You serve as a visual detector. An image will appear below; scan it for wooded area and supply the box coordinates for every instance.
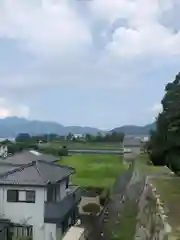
[146,72,180,173]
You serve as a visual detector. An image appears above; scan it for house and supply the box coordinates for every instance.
[0,144,8,158]
[71,134,85,141]
[123,137,143,155]
[0,150,82,240]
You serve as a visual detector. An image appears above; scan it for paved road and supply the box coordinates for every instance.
[69,149,123,155]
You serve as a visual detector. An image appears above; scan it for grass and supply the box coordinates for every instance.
[59,154,127,188]
[112,200,138,240]
[41,141,122,150]
[135,154,171,176]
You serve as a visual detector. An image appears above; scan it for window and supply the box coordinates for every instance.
[7,190,36,203]
[66,180,69,189]
[7,190,18,202]
[26,191,35,203]
[19,191,26,201]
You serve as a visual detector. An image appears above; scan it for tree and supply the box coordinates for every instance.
[15,133,31,142]
[85,133,92,142]
[67,132,73,141]
[149,73,180,171]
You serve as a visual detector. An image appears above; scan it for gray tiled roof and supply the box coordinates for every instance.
[123,137,142,147]
[4,151,57,165]
[36,161,75,183]
[0,160,75,186]
[0,162,22,175]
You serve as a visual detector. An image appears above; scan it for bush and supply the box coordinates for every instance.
[15,133,31,142]
[58,147,68,156]
[7,142,39,155]
[82,203,100,214]
[40,146,68,156]
[149,150,166,166]
[166,151,180,173]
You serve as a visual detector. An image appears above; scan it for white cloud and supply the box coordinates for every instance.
[0,0,91,56]
[103,0,180,57]
[0,98,30,118]
[0,0,179,60]
[0,0,179,105]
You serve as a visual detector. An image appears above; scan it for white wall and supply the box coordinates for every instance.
[0,185,57,240]
[56,226,62,240]
[45,223,57,240]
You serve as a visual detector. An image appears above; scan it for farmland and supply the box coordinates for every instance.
[59,154,126,188]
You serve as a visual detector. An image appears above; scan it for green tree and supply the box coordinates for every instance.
[149,73,180,171]
[15,133,31,142]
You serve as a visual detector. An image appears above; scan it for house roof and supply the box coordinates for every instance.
[4,150,57,165]
[0,160,75,186]
[123,137,142,147]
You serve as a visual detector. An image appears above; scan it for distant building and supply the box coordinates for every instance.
[72,134,85,141]
[123,137,143,155]
[141,136,149,142]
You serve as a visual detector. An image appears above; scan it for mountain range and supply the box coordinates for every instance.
[112,123,156,136]
[0,117,155,138]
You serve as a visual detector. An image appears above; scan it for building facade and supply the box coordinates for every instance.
[123,137,143,155]
[0,151,82,240]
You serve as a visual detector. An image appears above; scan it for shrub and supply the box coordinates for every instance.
[166,151,180,173]
[149,150,166,166]
[82,203,100,214]
[40,146,68,156]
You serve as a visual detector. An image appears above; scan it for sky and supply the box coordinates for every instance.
[0,0,179,129]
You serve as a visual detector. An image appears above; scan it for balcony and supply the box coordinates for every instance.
[44,186,82,224]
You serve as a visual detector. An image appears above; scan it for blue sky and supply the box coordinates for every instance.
[0,0,179,129]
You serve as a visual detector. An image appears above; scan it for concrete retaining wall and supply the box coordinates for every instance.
[134,179,172,240]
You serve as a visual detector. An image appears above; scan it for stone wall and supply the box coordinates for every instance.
[134,178,172,240]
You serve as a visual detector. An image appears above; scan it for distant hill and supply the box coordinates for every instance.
[0,117,101,138]
[111,123,156,136]
[0,117,156,138]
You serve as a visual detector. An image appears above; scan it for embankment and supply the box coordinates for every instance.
[134,177,174,240]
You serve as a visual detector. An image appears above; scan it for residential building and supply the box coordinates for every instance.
[71,134,85,141]
[0,150,82,240]
[123,137,143,155]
